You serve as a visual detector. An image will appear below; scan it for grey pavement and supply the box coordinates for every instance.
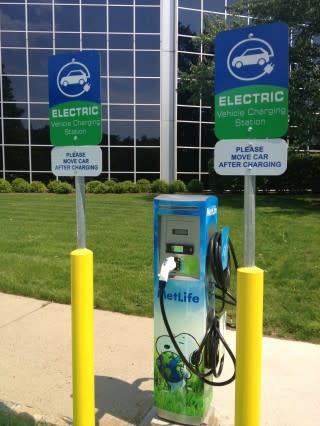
[0,292,319,426]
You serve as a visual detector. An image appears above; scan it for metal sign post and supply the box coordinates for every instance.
[48,50,102,426]
[244,175,256,267]
[214,22,289,426]
[75,176,86,249]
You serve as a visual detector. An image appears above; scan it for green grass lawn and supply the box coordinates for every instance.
[0,193,319,343]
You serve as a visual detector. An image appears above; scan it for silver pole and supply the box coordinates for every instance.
[244,175,256,266]
[75,176,86,249]
[160,0,177,182]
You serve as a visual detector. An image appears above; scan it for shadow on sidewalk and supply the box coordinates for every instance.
[95,376,153,425]
[0,400,72,425]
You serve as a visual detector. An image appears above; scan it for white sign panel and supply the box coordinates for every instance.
[51,145,102,176]
[214,139,288,176]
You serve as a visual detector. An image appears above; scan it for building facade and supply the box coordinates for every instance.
[0,0,238,185]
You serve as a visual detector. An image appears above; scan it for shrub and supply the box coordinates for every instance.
[0,178,12,193]
[30,180,48,193]
[168,179,186,193]
[151,179,169,193]
[47,180,73,194]
[136,179,151,193]
[86,180,102,193]
[104,180,118,193]
[187,179,203,193]
[93,182,108,193]
[11,178,30,193]
[118,180,137,193]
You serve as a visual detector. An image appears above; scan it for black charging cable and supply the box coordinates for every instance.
[158,232,238,386]
[159,279,236,386]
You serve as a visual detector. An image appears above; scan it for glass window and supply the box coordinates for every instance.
[109,51,133,76]
[136,52,160,76]
[136,172,159,181]
[82,6,106,32]
[110,172,134,181]
[51,0,80,3]
[4,76,28,102]
[109,34,133,50]
[100,146,109,171]
[0,4,25,31]
[109,7,133,33]
[179,1,201,8]
[135,7,160,33]
[27,5,52,31]
[178,9,201,35]
[203,0,225,13]
[5,146,29,170]
[178,52,200,71]
[201,107,213,122]
[110,121,134,145]
[100,77,108,102]
[201,124,215,147]
[136,0,159,4]
[177,106,200,122]
[110,147,134,171]
[31,146,51,170]
[29,33,53,49]
[55,33,80,49]
[109,78,133,103]
[177,122,199,147]
[178,35,200,54]
[108,0,133,5]
[201,149,214,171]
[30,120,50,145]
[2,103,27,119]
[3,120,28,145]
[101,122,109,146]
[136,105,159,120]
[29,77,48,102]
[135,35,159,49]
[136,78,160,103]
[136,122,160,145]
[1,32,25,48]
[29,49,53,75]
[177,148,199,172]
[55,6,80,32]
[30,104,49,119]
[110,105,133,120]
[136,147,159,171]
[83,34,107,50]
[1,49,27,75]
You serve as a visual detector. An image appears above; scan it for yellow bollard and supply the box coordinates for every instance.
[235,266,264,426]
[71,248,95,426]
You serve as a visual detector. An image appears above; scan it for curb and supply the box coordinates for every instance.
[0,399,72,426]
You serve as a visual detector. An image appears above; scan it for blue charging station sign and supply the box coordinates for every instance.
[215,22,289,139]
[48,51,102,146]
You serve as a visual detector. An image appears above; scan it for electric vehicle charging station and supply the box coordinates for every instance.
[153,195,237,426]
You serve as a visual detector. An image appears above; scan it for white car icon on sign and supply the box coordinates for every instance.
[232,47,272,68]
[60,69,88,86]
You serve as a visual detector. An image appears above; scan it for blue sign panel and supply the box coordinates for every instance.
[215,22,289,139]
[48,51,101,146]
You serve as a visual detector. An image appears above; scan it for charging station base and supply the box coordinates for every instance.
[148,404,218,426]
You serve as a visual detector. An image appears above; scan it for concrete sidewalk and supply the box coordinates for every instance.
[0,292,319,426]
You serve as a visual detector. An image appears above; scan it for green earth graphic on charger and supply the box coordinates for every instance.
[156,333,199,392]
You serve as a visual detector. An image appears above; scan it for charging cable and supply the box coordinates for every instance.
[158,256,236,387]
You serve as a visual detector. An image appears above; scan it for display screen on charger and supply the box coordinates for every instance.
[172,228,188,236]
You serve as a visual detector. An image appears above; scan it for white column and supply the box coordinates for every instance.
[160,0,177,182]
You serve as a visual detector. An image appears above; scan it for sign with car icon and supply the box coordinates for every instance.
[231,47,272,68]
[215,22,289,139]
[60,69,89,87]
[48,51,102,146]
